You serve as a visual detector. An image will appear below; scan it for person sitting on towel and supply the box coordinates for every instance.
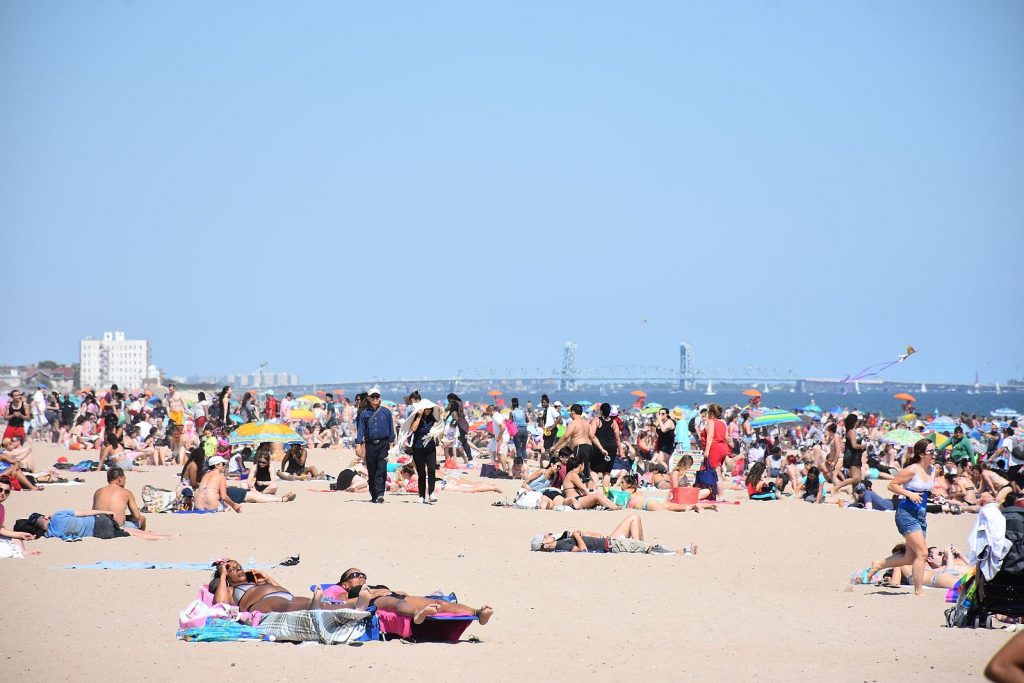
[92,466,147,530]
[334,567,493,625]
[530,513,697,555]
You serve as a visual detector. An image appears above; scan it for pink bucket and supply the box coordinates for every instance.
[671,487,699,505]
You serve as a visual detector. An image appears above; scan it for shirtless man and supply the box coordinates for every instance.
[92,466,146,530]
[166,384,186,427]
[0,437,40,491]
[335,567,493,625]
[549,403,608,482]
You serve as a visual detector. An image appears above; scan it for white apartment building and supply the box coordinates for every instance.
[80,331,151,390]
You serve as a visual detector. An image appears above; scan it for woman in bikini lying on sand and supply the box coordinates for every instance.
[212,559,441,624]
[615,474,718,512]
[333,567,493,624]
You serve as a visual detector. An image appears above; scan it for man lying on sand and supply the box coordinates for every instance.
[530,513,697,555]
[332,567,493,624]
[17,509,176,541]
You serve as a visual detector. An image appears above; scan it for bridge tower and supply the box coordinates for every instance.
[560,342,578,391]
[679,342,693,390]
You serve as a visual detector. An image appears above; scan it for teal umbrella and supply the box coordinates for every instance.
[803,404,822,413]
[882,428,922,447]
[750,412,802,428]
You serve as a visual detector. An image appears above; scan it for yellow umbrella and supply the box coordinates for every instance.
[298,394,321,404]
[289,408,315,421]
[900,413,917,422]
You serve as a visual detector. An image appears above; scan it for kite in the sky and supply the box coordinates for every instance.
[841,346,917,383]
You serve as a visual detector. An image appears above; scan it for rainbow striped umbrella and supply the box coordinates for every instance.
[749,411,802,428]
[229,421,306,446]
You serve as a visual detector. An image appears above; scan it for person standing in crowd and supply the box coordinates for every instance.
[212,386,231,426]
[445,393,473,463]
[30,385,48,438]
[280,392,294,423]
[510,398,529,463]
[3,390,31,442]
[355,387,394,504]
[263,390,278,422]
[653,407,676,469]
[340,397,355,440]
[834,413,867,494]
[702,404,733,476]
[408,401,439,504]
[238,391,259,423]
[60,394,77,430]
[591,403,621,490]
[165,383,186,426]
[538,395,560,459]
[549,403,608,483]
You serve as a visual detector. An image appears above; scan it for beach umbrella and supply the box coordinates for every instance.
[803,404,822,413]
[228,414,244,424]
[288,408,315,421]
[630,390,647,397]
[894,393,916,402]
[927,432,951,449]
[928,416,957,433]
[750,412,802,428]
[640,406,661,415]
[993,408,1020,418]
[829,406,844,414]
[577,400,593,407]
[381,400,396,407]
[298,394,321,404]
[228,422,305,446]
[882,429,923,447]
[900,413,917,422]
[487,390,503,397]
[742,389,762,398]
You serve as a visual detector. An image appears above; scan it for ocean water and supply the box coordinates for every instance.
[458,389,1022,419]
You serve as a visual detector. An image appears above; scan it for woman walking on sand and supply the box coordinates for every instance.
[868,439,936,595]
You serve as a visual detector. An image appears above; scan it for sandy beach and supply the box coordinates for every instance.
[2,441,1008,682]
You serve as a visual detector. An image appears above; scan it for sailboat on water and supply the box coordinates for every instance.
[920,383,928,393]
[705,381,715,396]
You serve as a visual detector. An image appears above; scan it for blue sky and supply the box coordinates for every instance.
[2,2,1021,384]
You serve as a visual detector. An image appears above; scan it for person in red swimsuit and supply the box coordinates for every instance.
[3,391,31,442]
[702,404,733,472]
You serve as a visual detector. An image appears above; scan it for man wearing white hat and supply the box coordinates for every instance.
[355,387,395,504]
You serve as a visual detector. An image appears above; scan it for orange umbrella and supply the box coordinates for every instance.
[743,389,762,397]
[487,390,503,397]
[630,390,647,397]
[894,393,916,402]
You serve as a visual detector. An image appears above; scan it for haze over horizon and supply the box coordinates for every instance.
[2,2,1021,386]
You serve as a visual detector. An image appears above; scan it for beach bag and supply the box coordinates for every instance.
[141,484,177,513]
[504,419,519,438]
[513,490,542,509]
[1013,437,1024,463]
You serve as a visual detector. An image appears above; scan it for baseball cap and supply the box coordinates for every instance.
[265,389,275,396]
[368,386,382,397]
[530,534,545,551]
[553,401,562,407]
[208,455,227,466]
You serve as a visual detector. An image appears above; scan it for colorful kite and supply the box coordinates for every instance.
[841,346,917,383]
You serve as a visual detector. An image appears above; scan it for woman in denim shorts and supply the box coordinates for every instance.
[867,439,936,595]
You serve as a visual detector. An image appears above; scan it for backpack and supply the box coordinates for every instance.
[1013,436,1024,463]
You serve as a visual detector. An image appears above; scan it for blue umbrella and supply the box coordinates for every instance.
[928,416,957,433]
[992,408,1020,418]
[803,404,822,413]
[829,406,844,414]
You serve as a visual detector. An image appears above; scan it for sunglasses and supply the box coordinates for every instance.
[370,394,381,399]
[0,488,10,495]
[341,571,366,582]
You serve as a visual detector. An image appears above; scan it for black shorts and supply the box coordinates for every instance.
[284,459,305,475]
[543,432,557,450]
[542,489,561,501]
[227,486,248,504]
[93,514,129,540]
[843,450,862,469]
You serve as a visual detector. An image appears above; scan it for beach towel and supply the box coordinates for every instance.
[255,609,372,644]
[177,618,269,643]
[313,584,471,641]
[394,400,444,453]
[56,561,275,571]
